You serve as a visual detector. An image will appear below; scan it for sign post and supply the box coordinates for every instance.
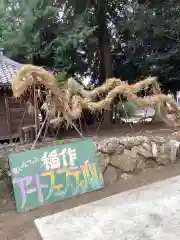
[9,139,104,212]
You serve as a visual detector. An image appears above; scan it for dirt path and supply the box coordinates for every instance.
[1,162,180,240]
[61,122,175,141]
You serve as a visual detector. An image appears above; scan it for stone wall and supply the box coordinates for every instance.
[0,134,180,186]
[97,135,180,185]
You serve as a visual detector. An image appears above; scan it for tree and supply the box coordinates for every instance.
[1,0,180,92]
[0,0,114,84]
[0,0,96,75]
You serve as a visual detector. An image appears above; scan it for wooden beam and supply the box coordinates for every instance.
[4,93,12,142]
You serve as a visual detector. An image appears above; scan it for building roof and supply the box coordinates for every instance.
[0,55,22,88]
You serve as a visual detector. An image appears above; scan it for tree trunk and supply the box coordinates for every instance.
[94,0,112,85]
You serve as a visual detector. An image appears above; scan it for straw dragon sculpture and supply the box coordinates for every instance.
[12,64,180,128]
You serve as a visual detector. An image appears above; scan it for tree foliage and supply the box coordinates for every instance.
[1,0,180,92]
[0,0,96,75]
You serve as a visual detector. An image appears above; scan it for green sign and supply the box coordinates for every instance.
[9,139,104,212]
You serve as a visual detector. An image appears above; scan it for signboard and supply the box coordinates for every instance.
[9,139,104,212]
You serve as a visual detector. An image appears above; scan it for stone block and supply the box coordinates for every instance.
[103,166,118,186]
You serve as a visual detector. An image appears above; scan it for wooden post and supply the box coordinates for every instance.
[33,81,38,139]
[31,113,48,149]
[4,93,12,142]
